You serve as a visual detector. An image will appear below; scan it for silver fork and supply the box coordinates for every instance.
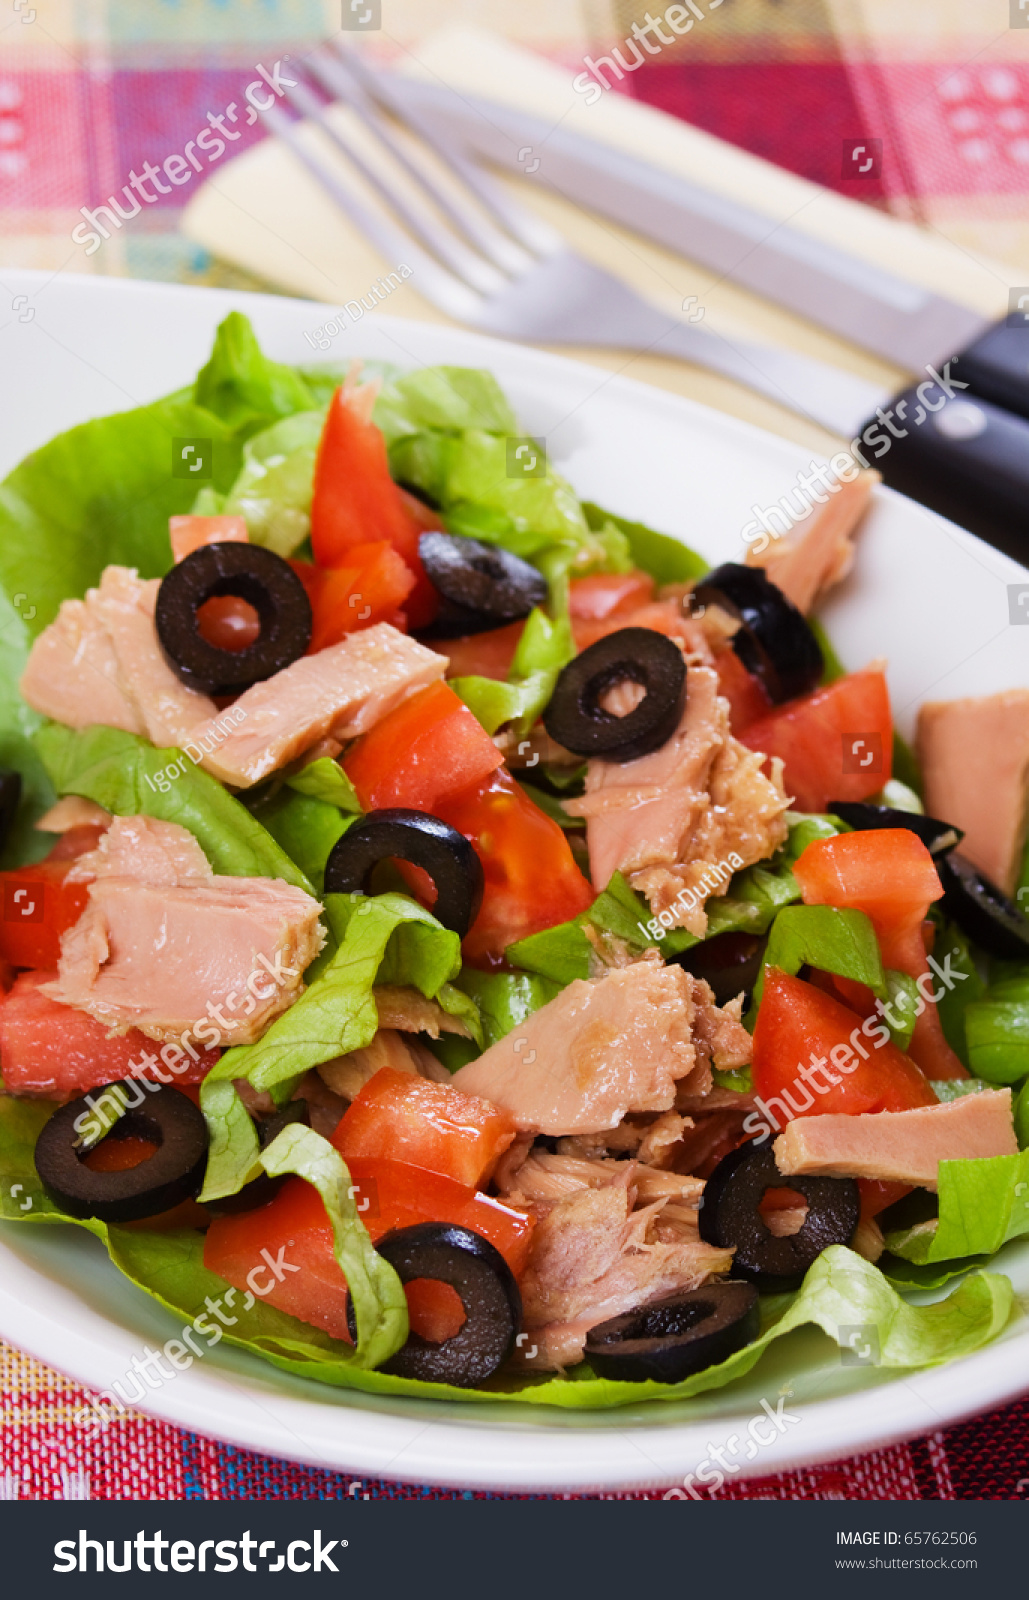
[258,42,883,437]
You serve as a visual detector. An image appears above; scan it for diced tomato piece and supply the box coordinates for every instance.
[794,829,942,937]
[752,967,936,1215]
[397,487,444,535]
[572,598,689,653]
[739,669,893,812]
[0,971,219,1098]
[307,540,415,654]
[793,829,965,1080]
[568,570,655,621]
[203,1160,534,1342]
[197,595,261,652]
[712,647,773,733]
[344,679,504,813]
[311,387,438,628]
[168,514,248,564]
[333,1067,516,1189]
[436,769,595,965]
[436,620,525,682]
[0,862,89,970]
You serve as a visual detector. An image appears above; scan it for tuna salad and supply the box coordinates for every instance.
[0,313,1025,1409]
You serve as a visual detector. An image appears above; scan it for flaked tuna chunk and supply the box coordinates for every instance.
[566,665,789,935]
[746,470,878,614]
[43,816,323,1047]
[36,797,113,835]
[452,962,704,1136]
[918,690,1029,895]
[20,567,217,747]
[517,1168,733,1369]
[188,623,446,788]
[88,566,217,747]
[772,1088,1017,1187]
[20,595,145,735]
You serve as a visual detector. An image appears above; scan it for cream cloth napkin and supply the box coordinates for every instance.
[181,26,1014,453]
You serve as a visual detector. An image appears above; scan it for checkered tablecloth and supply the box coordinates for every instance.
[2,0,1028,1501]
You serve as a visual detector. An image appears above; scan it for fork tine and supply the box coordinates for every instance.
[255,100,484,323]
[308,47,533,277]
[336,44,562,259]
[278,74,506,297]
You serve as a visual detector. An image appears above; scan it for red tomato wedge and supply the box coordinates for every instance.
[793,829,966,1079]
[568,570,655,621]
[752,968,937,1216]
[203,1161,534,1343]
[712,647,773,734]
[436,768,595,965]
[307,540,415,653]
[0,971,218,1098]
[333,1068,517,1190]
[310,387,438,628]
[434,620,525,682]
[168,514,247,563]
[0,862,89,971]
[343,679,504,813]
[739,669,893,812]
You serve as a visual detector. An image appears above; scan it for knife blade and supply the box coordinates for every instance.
[397,80,1029,420]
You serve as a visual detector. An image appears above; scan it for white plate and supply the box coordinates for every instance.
[1,271,1027,1495]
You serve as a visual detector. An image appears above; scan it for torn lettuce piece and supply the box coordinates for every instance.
[453,968,563,1051]
[35,722,313,892]
[450,608,575,738]
[200,893,462,1201]
[882,969,920,1050]
[375,366,516,444]
[249,789,351,896]
[285,757,362,812]
[193,310,314,435]
[259,1121,407,1368]
[885,1148,1029,1264]
[581,502,707,585]
[749,905,886,1013]
[964,971,1029,1085]
[931,920,984,1067]
[221,409,326,557]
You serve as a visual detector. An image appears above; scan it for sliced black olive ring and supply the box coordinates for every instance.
[323,809,484,938]
[204,1099,310,1218]
[937,851,1029,960]
[346,1222,522,1387]
[698,1140,859,1293]
[34,1081,209,1223]
[828,800,963,858]
[584,1281,759,1384]
[156,541,312,697]
[0,769,21,853]
[542,627,686,762]
[418,531,547,637]
[693,562,823,704]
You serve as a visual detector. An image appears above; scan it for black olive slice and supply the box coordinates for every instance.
[204,1100,311,1218]
[936,851,1029,960]
[673,932,766,1009]
[542,627,686,762]
[323,809,483,938]
[156,542,312,696]
[698,1141,859,1293]
[0,769,21,852]
[693,562,823,704]
[583,1281,759,1383]
[828,800,963,857]
[346,1222,521,1386]
[418,531,547,637]
[34,1081,209,1223]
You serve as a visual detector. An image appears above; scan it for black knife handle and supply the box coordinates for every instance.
[948,316,1029,422]
[856,382,1029,565]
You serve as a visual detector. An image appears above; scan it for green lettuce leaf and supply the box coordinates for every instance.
[750,905,886,1012]
[376,366,516,443]
[193,311,314,435]
[453,968,563,1050]
[285,756,362,812]
[221,409,325,556]
[450,608,575,737]
[35,723,312,892]
[0,585,54,868]
[886,1146,1029,1264]
[200,892,462,1201]
[248,789,350,894]
[933,921,984,1068]
[581,502,707,584]
[883,969,920,1050]
[964,970,1029,1084]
